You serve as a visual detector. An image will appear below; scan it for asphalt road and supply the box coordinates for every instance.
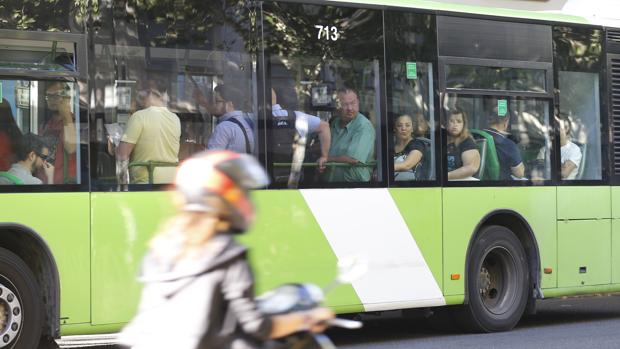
[68,293,620,349]
[331,294,620,349]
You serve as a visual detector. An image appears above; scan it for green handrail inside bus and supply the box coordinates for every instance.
[129,161,179,184]
[272,161,377,168]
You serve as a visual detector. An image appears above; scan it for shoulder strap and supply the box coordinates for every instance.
[225,118,251,154]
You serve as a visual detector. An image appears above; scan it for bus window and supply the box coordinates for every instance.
[263,3,384,188]
[90,1,260,189]
[385,11,437,184]
[443,95,552,182]
[554,26,604,181]
[0,79,84,186]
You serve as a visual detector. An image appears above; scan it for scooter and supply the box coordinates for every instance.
[257,258,366,349]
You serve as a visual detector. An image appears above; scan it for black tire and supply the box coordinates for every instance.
[0,247,43,348]
[457,225,529,332]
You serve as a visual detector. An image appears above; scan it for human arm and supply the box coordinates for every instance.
[59,101,77,154]
[116,141,135,161]
[561,160,578,180]
[511,163,525,178]
[317,120,331,170]
[448,148,481,180]
[394,149,423,171]
[223,258,334,341]
[42,161,55,184]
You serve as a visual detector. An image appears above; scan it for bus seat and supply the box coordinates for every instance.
[0,171,24,185]
[153,166,177,184]
[416,137,433,180]
[575,141,587,180]
[470,129,500,180]
[474,138,487,179]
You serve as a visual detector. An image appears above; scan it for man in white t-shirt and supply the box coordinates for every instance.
[559,118,582,180]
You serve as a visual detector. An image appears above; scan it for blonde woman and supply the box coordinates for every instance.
[394,114,428,181]
[120,151,333,349]
[446,108,480,180]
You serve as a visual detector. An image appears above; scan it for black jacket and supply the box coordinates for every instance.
[119,234,273,349]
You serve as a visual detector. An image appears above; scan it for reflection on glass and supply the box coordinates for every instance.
[445,65,546,93]
[390,62,435,181]
[264,3,383,187]
[91,0,259,187]
[0,79,81,185]
[444,95,550,182]
[558,71,601,180]
[0,39,76,72]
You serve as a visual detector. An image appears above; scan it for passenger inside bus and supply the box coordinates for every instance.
[206,84,255,154]
[558,117,583,180]
[40,82,77,184]
[324,87,375,182]
[394,114,428,181]
[0,133,54,185]
[446,108,481,180]
[270,87,331,181]
[0,99,22,171]
[117,76,181,184]
[482,101,525,180]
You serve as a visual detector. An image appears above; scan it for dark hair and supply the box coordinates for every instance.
[214,84,247,112]
[272,85,299,110]
[16,133,48,161]
[0,99,22,150]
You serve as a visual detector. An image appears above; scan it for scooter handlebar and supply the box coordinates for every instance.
[328,318,363,329]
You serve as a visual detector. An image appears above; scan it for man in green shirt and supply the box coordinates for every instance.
[324,88,375,182]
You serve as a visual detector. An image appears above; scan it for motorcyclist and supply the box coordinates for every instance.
[119,150,334,349]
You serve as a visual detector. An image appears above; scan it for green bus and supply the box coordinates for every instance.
[1,0,620,347]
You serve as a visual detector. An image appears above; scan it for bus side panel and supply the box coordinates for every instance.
[90,192,174,325]
[240,190,361,313]
[389,188,443,293]
[557,187,611,288]
[442,187,557,296]
[0,193,90,326]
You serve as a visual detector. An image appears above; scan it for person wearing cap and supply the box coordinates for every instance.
[482,101,524,180]
[119,150,334,349]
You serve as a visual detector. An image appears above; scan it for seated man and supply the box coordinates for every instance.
[483,104,524,180]
[270,87,331,181]
[323,87,375,182]
[0,133,54,185]
[117,76,181,184]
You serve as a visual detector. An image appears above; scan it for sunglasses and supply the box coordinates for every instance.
[37,152,54,163]
[45,92,70,101]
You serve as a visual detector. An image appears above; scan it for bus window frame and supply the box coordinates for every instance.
[439,93,557,188]
[0,30,89,193]
[552,24,610,186]
[0,29,87,80]
[261,2,388,190]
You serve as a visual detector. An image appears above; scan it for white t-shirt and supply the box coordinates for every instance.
[561,141,582,180]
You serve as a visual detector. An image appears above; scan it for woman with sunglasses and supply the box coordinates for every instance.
[40,81,77,184]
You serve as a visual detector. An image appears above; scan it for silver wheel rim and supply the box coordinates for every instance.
[0,283,22,347]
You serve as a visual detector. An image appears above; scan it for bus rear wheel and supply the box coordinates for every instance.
[458,225,529,332]
[0,247,43,348]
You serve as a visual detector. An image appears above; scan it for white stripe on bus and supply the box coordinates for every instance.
[300,188,445,311]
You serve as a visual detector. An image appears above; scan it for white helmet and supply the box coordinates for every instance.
[174,151,270,232]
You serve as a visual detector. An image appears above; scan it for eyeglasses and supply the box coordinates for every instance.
[45,92,70,101]
[36,152,53,163]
